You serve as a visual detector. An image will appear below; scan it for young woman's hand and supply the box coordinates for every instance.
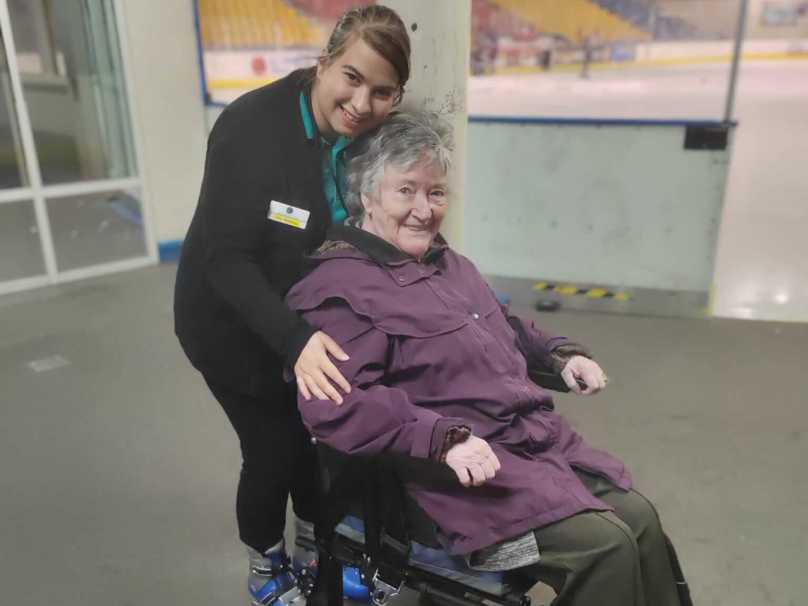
[445,436,501,487]
[561,355,609,395]
[294,331,351,404]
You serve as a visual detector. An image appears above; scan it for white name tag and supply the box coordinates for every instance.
[268,201,310,230]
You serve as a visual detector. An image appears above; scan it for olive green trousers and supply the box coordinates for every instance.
[520,471,684,606]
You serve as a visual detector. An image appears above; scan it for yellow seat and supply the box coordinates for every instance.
[198,0,323,49]
[491,0,650,43]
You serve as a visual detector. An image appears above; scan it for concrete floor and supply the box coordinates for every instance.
[1,263,806,605]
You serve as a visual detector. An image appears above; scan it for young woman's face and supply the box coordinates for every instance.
[361,159,449,260]
[312,37,401,139]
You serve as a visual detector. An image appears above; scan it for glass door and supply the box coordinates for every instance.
[0,0,153,296]
[0,21,47,292]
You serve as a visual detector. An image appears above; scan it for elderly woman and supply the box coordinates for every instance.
[285,113,685,606]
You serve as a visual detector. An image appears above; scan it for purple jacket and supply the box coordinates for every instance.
[286,226,631,555]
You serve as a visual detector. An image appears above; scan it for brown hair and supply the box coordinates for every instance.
[320,5,411,104]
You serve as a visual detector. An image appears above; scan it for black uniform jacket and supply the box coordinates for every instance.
[174,69,330,397]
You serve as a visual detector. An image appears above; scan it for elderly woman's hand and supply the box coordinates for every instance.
[445,436,501,487]
[561,355,609,395]
[294,331,352,405]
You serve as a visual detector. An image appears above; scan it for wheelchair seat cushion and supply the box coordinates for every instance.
[335,516,510,596]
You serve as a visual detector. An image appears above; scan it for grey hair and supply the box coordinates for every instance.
[344,111,454,221]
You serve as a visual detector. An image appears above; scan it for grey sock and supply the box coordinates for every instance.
[264,538,285,556]
[295,518,315,542]
[248,539,285,576]
[294,518,318,568]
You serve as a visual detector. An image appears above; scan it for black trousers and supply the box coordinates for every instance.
[521,471,682,606]
[205,377,320,553]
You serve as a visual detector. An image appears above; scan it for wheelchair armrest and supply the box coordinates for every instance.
[385,453,461,489]
[317,445,460,492]
[529,367,572,392]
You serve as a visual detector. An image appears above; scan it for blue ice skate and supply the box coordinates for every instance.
[342,565,371,602]
[294,535,370,602]
[248,547,304,606]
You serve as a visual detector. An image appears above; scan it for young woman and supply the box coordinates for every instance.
[173,7,410,605]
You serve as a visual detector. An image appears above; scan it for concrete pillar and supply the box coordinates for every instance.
[117,0,207,245]
[385,0,471,251]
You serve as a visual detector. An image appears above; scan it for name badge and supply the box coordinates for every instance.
[268,201,310,230]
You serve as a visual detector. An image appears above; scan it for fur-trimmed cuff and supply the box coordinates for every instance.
[439,426,472,462]
[549,342,592,373]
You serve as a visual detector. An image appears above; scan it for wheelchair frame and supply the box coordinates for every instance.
[305,448,536,606]
[304,369,692,606]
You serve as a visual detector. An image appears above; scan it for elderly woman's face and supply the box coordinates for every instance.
[361,160,448,259]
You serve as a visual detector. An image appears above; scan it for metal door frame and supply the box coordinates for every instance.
[0,0,156,297]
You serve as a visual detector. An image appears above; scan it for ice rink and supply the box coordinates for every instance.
[469,60,808,322]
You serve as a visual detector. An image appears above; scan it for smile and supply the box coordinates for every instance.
[341,106,363,125]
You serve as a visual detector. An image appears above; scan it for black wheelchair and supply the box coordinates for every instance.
[301,368,693,606]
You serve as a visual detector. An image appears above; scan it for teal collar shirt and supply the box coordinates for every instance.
[299,91,351,224]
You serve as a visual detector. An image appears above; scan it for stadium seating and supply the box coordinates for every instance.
[491,0,651,42]
[198,0,322,50]
[473,0,538,39]
[591,0,703,40]
[286,0,372,23]
[592,0,652,29]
